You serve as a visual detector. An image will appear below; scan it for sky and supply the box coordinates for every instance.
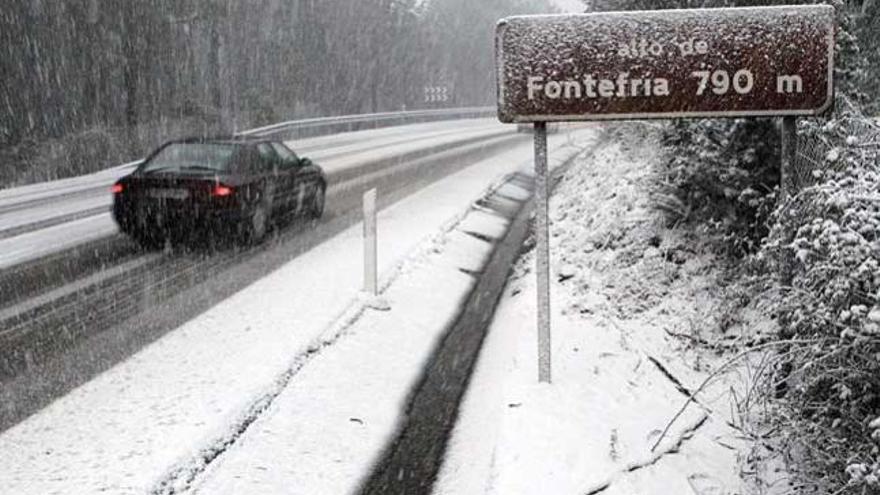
[550,0,586,12]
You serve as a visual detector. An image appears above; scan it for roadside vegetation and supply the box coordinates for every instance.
[587,0,880,492]
[765,107,880,493]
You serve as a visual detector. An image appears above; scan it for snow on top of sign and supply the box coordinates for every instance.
[496,5,833,52]
[500,3,833,23]
[548,0,585,13]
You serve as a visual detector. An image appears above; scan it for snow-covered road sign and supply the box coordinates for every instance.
[495,5,835,122]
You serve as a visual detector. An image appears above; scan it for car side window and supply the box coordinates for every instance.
[256,143,280,173]
[235,146,263,175]
[270,142,299,168]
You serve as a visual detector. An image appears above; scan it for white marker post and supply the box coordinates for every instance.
[534,122,552,384]
[363,188,378,296]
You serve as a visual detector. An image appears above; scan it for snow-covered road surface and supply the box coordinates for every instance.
[0,128,598,494]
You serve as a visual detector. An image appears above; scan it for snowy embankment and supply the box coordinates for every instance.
[436,126,760,494]
[0,127,597,494]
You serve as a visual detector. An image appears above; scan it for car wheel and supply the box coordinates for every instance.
[244,203,269,244]
[309,185,325,219]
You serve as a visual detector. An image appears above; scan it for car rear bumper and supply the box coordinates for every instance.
[112,198,253,238]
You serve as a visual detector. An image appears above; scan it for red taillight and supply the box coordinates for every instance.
[111,183,124,194]
[212,184,234,197]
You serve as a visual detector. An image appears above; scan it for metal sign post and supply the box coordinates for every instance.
[780,117,799,199]
[494,5,835,384]
[779,116,798,285]
[533,122,552,383]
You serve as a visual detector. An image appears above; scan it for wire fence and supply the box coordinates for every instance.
[795,105,880,188]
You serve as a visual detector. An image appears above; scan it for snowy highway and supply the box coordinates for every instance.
[0,118,508,269]
[4,0,876,492]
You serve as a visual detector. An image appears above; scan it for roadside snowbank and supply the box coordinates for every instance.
[437,125,756,494]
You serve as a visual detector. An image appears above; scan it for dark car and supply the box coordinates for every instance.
[111,137,326,248]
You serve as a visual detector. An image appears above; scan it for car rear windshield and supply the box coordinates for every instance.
[141,143,237,174]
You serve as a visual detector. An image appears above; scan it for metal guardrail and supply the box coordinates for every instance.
[240,107,496,139]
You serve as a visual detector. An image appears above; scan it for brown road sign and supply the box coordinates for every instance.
[496,6,835,122]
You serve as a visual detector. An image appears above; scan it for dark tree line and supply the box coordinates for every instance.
[0,0,554,185]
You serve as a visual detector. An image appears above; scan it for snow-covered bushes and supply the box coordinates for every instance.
[649,0,877,488]
[654,118,779,257]
[757,109,880,493]
[657,108,880,493]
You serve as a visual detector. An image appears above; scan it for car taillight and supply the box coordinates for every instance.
[212,184,234,197]
[111,183,124,194]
